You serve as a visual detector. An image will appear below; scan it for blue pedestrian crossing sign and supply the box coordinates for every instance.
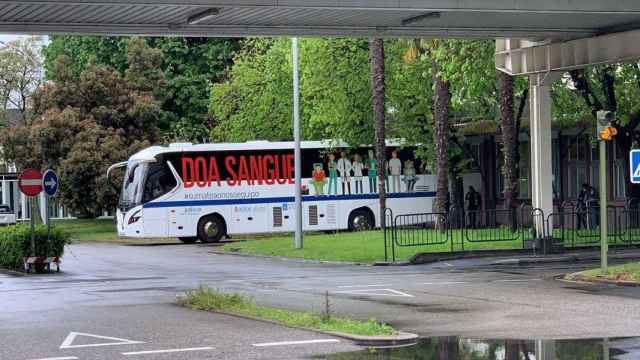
[42,169,59,197]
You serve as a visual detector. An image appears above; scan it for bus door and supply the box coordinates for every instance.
[141,161,178,237]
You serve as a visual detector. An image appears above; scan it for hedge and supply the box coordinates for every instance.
[0,224,70,271]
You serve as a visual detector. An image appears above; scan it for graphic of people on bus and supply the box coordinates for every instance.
[403,159,417,192]
[327,153,338,195]
[388,150,402,192]
[337,151,352,195]
[367,150,377,193]
[311,163,327,195]
[352,154,364,194]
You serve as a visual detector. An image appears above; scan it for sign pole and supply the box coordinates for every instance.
[30,196,35,257]
[599,139,608,273]
[292,37,303,250]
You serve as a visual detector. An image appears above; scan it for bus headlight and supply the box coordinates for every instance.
[128,210,142,225]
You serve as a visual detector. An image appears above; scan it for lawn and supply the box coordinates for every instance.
[178,286,396,336]
[575,262,640,282]
[52,218,119,242]
[225,229,525,263]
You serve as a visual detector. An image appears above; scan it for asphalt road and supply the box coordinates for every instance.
[2,242,640,359]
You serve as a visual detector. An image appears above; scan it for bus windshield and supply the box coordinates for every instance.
[119,161,148,212]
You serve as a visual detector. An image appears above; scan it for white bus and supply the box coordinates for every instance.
[109,141,436,243]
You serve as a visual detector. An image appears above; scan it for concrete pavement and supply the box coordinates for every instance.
[3,242,640,359]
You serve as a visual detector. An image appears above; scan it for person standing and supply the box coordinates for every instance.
[337,151,352,195]
[367,150,377,193]
[311,164,327,195]
[402,159,417,192]
[352,154,364,194]
[465,186,481,228]
[576,183,589,230]
[388,150,402,192]
[327,153,338,195]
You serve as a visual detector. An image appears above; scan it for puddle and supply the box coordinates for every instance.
[315,337,640,359]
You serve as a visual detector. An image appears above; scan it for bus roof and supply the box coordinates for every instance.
[129,140,411,162]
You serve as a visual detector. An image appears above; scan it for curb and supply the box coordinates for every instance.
[208,249,366,266]
[492,252,640,266]
[563,274,640,287]
[176,302,418,347]
[0,267,27,276]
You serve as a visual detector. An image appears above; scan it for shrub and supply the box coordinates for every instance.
[0,224,70,271]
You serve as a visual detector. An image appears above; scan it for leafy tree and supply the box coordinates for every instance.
[43,35,240,142]
[1,39,165,218]
[0,36,44,121]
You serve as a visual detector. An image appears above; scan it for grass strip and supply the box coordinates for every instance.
[223,230,523,263]
[574,261,640,282]
[177,286,396,336]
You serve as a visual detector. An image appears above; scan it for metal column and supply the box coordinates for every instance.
[292,37,303,249]
[529,73,561,236]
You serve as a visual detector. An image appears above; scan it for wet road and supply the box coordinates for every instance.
[2,242,640,359]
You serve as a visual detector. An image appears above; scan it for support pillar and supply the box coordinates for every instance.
[530,73,561,236]
[1,179,8,205]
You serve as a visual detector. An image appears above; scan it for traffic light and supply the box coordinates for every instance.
[597,110,617,141]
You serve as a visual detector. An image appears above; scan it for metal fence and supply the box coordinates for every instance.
[547,204,640,247]
[383,202,640,263]
[383,205,542,262]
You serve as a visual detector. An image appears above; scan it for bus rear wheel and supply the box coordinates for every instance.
[179,237,197,244]
[197,215,226,243]
[348,208,374,231]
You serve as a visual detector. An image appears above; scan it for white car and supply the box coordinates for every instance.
[0,204,16,226]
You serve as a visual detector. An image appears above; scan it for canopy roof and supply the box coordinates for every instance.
[0,1,639,39]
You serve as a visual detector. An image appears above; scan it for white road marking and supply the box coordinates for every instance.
[335,288,414,297]
[59,332,144,349]
[337,284,390,288]
[28,357,78,360]
[122,347,213,355]
[252,339,340,347]
[423,281,468,285]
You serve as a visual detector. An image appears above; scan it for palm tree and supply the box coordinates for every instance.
[405,39,451,229]
[498,70,518,221]
[369,38,386,226]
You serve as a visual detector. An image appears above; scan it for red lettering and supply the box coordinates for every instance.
[250,156,264,185]
[208,157,221,186]
[195,157,207,187]
[238,156,250,185]
[286,154,295,184]
[225,156,237,186]
[276,155,286,184]
[263,155,275,185]
[181,157,195,188]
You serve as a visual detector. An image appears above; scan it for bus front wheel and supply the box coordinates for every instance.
[197,215,226,243]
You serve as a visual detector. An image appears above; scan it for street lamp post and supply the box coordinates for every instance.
[292,38,303,250]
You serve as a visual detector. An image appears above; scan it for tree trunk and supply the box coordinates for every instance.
[369,38,387,226]
[431,59,451,223]
[498,71,518,230]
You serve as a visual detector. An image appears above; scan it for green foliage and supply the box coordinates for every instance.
[0,224,69,271]
[178,286,396,336]
[43,35,240,142]
[0,38,164,218]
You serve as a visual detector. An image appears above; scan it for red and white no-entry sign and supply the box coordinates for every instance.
[18,169,43,197]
